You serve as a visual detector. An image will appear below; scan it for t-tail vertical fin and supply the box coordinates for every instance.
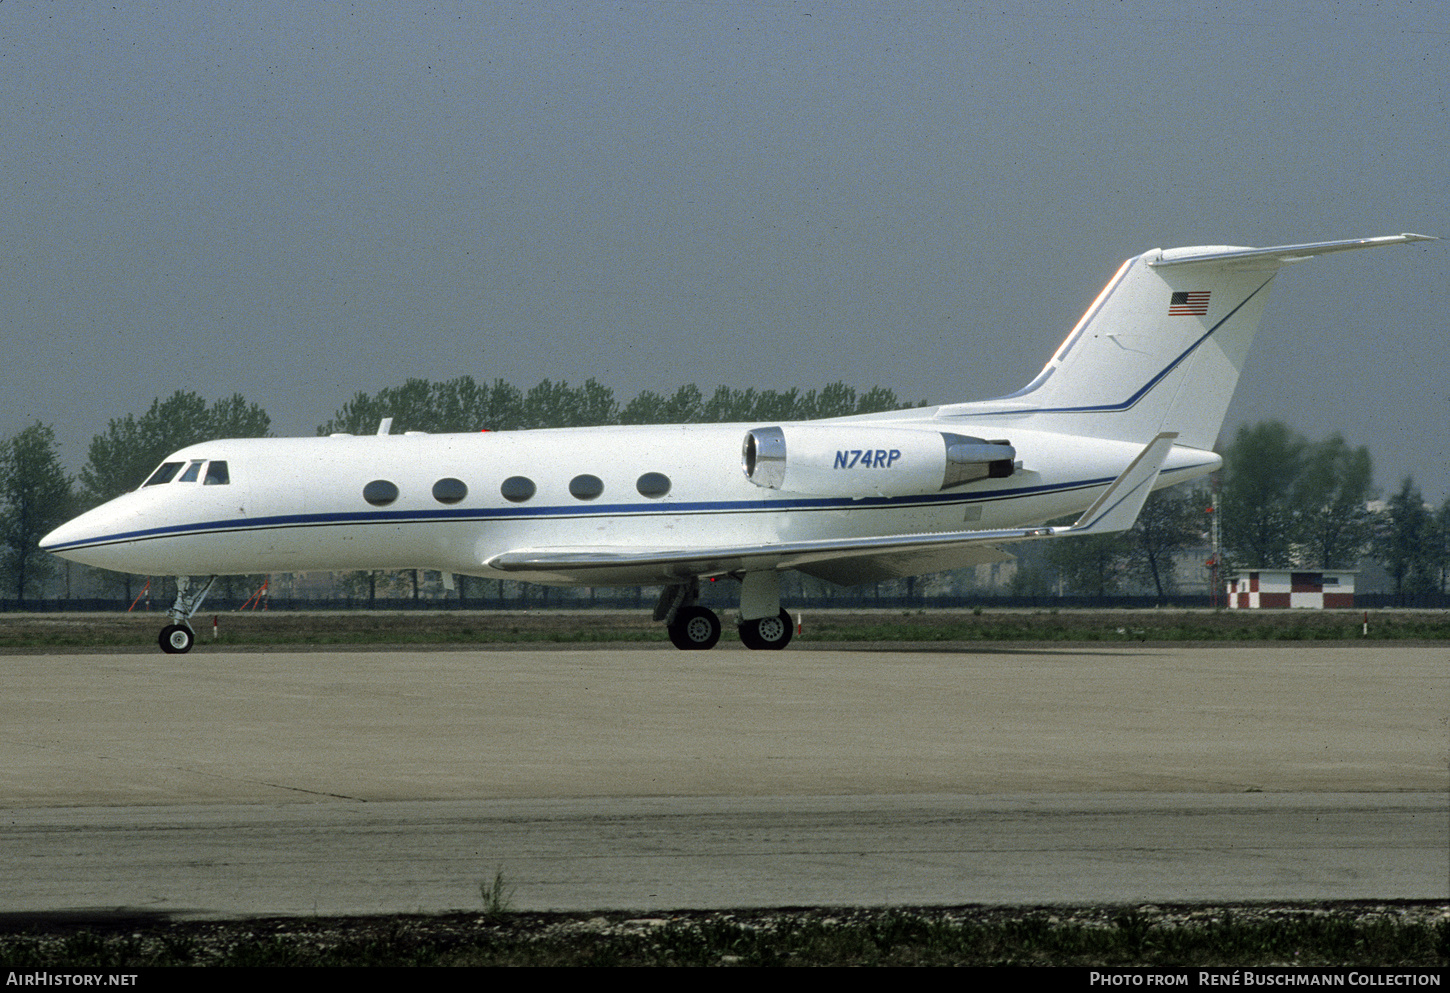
[938,234,1434,451]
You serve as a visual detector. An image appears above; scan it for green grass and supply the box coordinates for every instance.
[1,905,1445,967]
[801,611,1450,644]
[0,608,1446,650]
[478,870,516,919]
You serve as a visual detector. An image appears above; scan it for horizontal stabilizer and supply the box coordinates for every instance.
[1148,233,1436,269]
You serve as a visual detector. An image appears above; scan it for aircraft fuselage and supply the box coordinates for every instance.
[42,420,1214,586]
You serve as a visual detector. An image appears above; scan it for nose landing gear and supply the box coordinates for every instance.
[157,576,217,654]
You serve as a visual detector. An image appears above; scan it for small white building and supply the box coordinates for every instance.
[1227,570,1356,609]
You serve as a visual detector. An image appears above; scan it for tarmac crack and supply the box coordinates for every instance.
[164,764,369,802]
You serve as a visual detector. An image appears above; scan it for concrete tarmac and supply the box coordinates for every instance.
[2,644,1446,915]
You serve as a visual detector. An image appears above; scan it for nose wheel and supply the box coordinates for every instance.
[159,624,195,654]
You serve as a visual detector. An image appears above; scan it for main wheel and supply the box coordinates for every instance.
[738,609,794,650]
[667,606,721,650]
[159,624,194,654]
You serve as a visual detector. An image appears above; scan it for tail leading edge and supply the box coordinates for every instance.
[938,234,1434,451]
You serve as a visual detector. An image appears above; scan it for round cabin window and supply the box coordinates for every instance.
[500,476,536,503]
[569,474,604,500]
[363,480,399,507]
[432,477,468,504]
[636,472,671,498]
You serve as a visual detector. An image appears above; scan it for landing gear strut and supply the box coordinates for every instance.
[158,576,217,654]
[734,571,792,651]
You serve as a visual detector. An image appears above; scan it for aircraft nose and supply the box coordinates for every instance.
[40,512,97,557]
[40,501,136,563]
[37,491,176,573]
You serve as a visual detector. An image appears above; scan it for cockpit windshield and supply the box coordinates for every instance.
[144,462,184,486]
[143,460,231,487]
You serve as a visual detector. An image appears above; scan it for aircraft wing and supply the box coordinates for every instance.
[486,434,1177,587]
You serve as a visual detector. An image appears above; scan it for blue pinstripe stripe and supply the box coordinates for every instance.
[46,472,1166,553]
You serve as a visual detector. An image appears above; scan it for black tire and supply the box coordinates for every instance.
[159,624,194,654]
[738,609,794,651]
[667,606,721,650]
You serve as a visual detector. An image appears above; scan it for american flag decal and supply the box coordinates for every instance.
[1169,290,1210,316]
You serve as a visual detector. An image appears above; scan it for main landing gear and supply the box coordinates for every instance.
[738,609,794,651]
[656,575,795,651]
[667,604,722,650]
[158,576,217,654]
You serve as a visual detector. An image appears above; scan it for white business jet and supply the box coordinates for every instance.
[42,234,1433,653]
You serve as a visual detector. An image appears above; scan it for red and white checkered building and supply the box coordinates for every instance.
[1227,570,1355,609]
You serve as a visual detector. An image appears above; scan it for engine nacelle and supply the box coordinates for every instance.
[742,425,1015,497]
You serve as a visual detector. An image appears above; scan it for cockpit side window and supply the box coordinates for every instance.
[204,461,230,485]
[178,460,204,483]
[144,462,185,486]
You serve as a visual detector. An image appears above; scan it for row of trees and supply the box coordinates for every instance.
[2,376,1447,602]
[1217,422,1375,573]
[1379,477,1450,595]
[318,376,918,435]
[1217,422,1449,596]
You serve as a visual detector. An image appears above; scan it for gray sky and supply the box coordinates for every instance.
[3,1,1445,498]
